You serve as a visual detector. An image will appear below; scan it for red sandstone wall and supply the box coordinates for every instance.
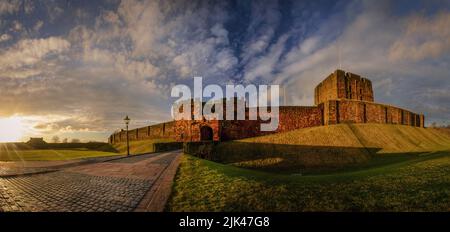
[219,106,323,141]
[110,121,176,144]
[172,106,323,142]
[337,100,365,123]
[365,103,386,123]
[322,99,423,127]
[109,101,424,144]
[322,100,339,125]
[174,119,220,142]
[315,72,338,105]
[277,106,323,131]
[109,70,424,143]
[341,72,374,102]
[220,120,265,141]
[315,70,374,105]
[390,107,402,124]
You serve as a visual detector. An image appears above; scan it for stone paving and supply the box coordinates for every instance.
[0,151,181,212]
[0,166,53,176]
[0,155,124,177]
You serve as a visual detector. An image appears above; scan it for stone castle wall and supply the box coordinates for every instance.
[277,106,324,132]
[217,106,323,141]
[109,69,425,144]
[322,99,424,127]
[174,119,221,142]
[315,69,374,105]
[110,100,423,144]
[109,121,177,144]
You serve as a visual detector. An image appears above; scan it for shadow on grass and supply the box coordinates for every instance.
[182,150,450,185]
[184,141,442,174]
[167,150,450,212]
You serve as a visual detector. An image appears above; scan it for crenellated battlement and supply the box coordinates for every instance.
[315,69,374,105]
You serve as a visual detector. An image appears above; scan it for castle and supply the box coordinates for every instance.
[109,70,424,144]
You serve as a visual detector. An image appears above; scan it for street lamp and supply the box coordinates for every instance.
[124,115,131,157]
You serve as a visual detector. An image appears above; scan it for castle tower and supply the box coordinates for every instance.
[314,69,374,105]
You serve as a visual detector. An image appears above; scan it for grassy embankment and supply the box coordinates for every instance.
[112,138,177,155]
[167,124,450,211]
[207,124,450,173]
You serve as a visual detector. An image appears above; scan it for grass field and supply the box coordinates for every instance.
[206,124,450,173]
[168,124,450,211]
[167,151,450,212]
[242,124,450,153]
[112,138,176,155]
[0,148,119,161]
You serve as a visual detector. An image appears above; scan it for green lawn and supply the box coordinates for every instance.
[166,151,450,212]
[203,124,450,173]
[0,149,120,161]
[112,138,176,155]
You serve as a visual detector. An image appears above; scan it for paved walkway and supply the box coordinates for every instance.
[0,155,125,177]
[0,151,181,212]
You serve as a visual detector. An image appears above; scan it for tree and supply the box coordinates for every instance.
[71,138,81,143]
[62,138,68,143]
[431,122,437,128]
[51,135,60,143]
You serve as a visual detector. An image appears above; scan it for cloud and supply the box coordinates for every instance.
[6,0,231,139]
[389,12,450,62]
[300,36,320,55]
[0,37,71,71]
[11,20,23,32]
[24,0,34,14]
[33,116,102,134]
[0,33,12,43]
[101,10,120,24]
[1,0,450,140]
[33,20,44,32]
[0,0,21,15]
[127,1,236,84]
[240,0,281,65]
[274,2,450,124]
[243,35,288,82]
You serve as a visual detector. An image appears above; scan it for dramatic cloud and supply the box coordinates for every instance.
[0,37,70,70]
[258,2,450,127]
[33,20,44,32]
[0,0,21,15]
[0,34,12,43]
[389,12,450,62]
[0,0,449,142]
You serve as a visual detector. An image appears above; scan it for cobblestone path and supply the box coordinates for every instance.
[0,151,181,212]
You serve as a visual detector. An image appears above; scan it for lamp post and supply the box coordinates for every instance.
[124,115,131,157]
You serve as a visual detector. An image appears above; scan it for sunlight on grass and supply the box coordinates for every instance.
[0,142,120,161]
[112,138,176,155]
[167,152,450,212]
[240,124,450,152]
[205,124,450,173]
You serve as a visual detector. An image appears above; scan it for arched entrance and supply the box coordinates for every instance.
[200,126,213,141]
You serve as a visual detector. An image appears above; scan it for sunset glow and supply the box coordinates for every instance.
[0,116,26,142]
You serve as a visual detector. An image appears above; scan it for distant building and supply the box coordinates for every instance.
[26,137,47,147]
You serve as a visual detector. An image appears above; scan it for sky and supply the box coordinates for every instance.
[0,0,449,142]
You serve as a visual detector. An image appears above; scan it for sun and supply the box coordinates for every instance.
[0,116,26,142]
